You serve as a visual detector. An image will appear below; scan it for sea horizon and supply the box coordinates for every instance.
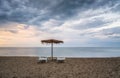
[0,47,120,58]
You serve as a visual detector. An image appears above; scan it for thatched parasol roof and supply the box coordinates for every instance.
[41,39,63,44]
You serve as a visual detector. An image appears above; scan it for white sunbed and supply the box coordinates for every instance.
[38,57,48,63]
[57,57,66,63]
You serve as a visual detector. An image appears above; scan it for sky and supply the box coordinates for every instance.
[0,0,120,47]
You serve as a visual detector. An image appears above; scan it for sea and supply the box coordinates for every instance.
[0,47,120,58]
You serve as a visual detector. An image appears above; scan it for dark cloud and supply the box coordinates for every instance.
[72,19,109,30]
[49,0,95,18]
[0,0,120,26]
[7,29,18,34]
[103,27,120,34]
[102,27,120,39]
[0,29,19,34]
[24,25,29,29]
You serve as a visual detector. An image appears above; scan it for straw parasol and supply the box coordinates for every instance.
[41,39,63,60]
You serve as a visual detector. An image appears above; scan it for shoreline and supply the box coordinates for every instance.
[0,56,120,58]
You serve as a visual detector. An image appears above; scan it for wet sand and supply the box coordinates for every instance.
[0,56,120,78]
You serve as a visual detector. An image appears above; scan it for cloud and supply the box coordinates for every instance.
[43,3,120,47]
[0,0,119,25]
[0,0,120,47]
[0,23,42,47]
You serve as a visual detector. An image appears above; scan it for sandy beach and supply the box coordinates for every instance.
[0,56,120,78]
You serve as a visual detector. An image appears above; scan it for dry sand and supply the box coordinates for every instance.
[0,56,120,78]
